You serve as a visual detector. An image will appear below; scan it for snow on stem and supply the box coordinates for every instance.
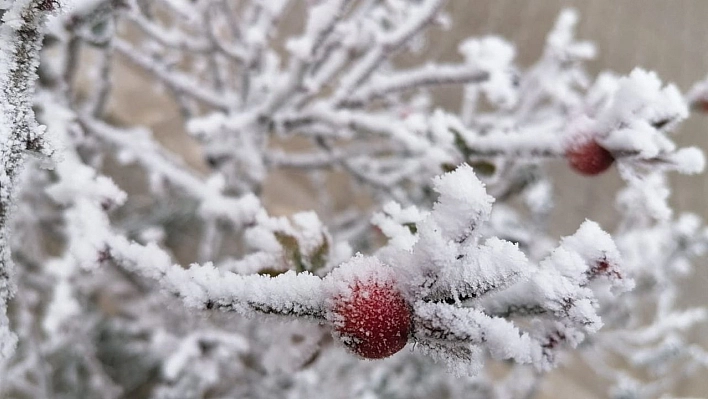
[107,237,327,319]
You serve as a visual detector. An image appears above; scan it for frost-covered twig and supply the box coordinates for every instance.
[109,238,328,319]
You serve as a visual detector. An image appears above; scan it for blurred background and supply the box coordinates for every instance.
[111,0,708,231]
[106,1,708,397]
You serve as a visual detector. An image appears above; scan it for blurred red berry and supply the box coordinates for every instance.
[691,99,708,113]
[565,139,615,176]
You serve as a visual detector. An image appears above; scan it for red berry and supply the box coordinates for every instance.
[565,139,615,176]
[326,257,411,359]
[691,99,708,113]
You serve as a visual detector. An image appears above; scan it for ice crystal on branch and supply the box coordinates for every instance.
[1,1,707,398]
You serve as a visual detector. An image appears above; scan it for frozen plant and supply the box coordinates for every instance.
[1,1,707,398]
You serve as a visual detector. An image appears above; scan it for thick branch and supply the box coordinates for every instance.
[0,0,52,359]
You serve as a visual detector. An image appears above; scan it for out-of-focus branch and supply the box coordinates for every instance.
[78,115,262,228]
[113,38,231,110]
[341,65,489,108]
[332,0,448,103]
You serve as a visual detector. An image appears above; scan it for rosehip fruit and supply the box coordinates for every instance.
[691,99,708,113]
[565,139,615,176]
[325,256,411,359]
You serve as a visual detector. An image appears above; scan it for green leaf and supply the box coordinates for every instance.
[308,233,330,272]
[274,232,306,273]
[451,128,473,158]
[403,222,418,234]
[468,161,496,176]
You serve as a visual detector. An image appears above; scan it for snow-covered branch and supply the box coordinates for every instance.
[0,0,55,359]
